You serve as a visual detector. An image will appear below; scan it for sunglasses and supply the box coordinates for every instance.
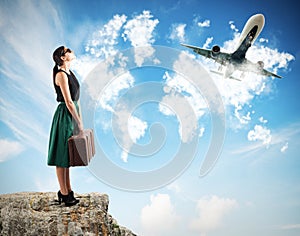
[61,48,72,56]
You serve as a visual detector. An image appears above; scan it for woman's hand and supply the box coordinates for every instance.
[77,120,84,134]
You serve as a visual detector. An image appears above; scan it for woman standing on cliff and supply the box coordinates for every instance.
[48,46,82,206]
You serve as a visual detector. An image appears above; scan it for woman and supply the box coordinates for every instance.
[48,46,83,206]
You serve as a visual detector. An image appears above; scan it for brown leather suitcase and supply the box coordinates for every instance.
[68,129,95,166]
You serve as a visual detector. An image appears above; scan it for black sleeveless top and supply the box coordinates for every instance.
[53,69,80,102]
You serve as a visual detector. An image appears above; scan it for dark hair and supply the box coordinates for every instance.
[52,46,65,81]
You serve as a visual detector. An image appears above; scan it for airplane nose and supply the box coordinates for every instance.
[253,13,265,22]
[248,13,265,27]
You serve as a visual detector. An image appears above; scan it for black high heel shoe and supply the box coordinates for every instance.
[57,191,77,206]
[69,191,80,204]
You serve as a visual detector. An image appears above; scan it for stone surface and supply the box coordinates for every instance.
[0,192,137,236]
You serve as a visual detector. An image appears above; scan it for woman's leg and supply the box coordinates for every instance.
[56,167,68,195]
[66,168,72,193]
[66,168,79,203]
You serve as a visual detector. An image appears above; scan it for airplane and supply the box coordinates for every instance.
[181,13,282,80]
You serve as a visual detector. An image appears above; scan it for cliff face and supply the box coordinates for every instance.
[0,192,136,236]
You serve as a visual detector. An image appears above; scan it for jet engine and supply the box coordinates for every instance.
[257,61,264,70]
[211,45,220,57]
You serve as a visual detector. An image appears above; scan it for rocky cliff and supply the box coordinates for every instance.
[0,192,137,236]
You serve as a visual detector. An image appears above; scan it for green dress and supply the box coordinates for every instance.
[47,69,80,168]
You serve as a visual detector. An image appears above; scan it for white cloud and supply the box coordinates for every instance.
[190,195,238,234]
[229,20,238,32]
[114,106,148,163]
[73,13,138,80]
[203,37,213,49]
[169,23,186,42]
[280,224,300,230]
[141,194,180,236]
[0,139,24,162]
[246,44,295,73]
[72,55,100,80]
[133,46,157,67]
[70,17,145,164]
[98,71,135,112]
[121,151,129,163]
[198,127,205,138]
[76,10,161,69]
[173,52,225,115]
[85,14,127,59]
[198,19,210,28]
[159,71,207,143]
[122,10,159,47]
[77,12,161,162]
[121,11,159,67]
[166,182,182,194]
[86,66,146,163]
[121,115,148,162]
[247,124,272,146]
[280,142,288,153]
[259,116,268,124]
[128,116,148,142]
[233,122,300,156]
[159,50,227,143]
[87,68,147,163]
[158,103,175,116]
[162,71,207,119]
[160,93,198,143]
[192,16,210,29]
[234,105,252,125]
[259,38,269,43]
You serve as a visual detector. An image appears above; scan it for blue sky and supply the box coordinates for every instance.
[0,0,299,235]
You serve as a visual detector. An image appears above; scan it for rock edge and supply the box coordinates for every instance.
[0,192,137,236]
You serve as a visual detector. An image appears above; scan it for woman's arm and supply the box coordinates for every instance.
[55,72,83,132]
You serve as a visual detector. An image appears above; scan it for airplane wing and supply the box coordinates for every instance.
[181,43,231,65]
[181,43,282,79]
[261,68,282,79]
[242,59,283,79]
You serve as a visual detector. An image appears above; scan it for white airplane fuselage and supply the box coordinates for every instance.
[224,14,265,78]
[236,14,265,51]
